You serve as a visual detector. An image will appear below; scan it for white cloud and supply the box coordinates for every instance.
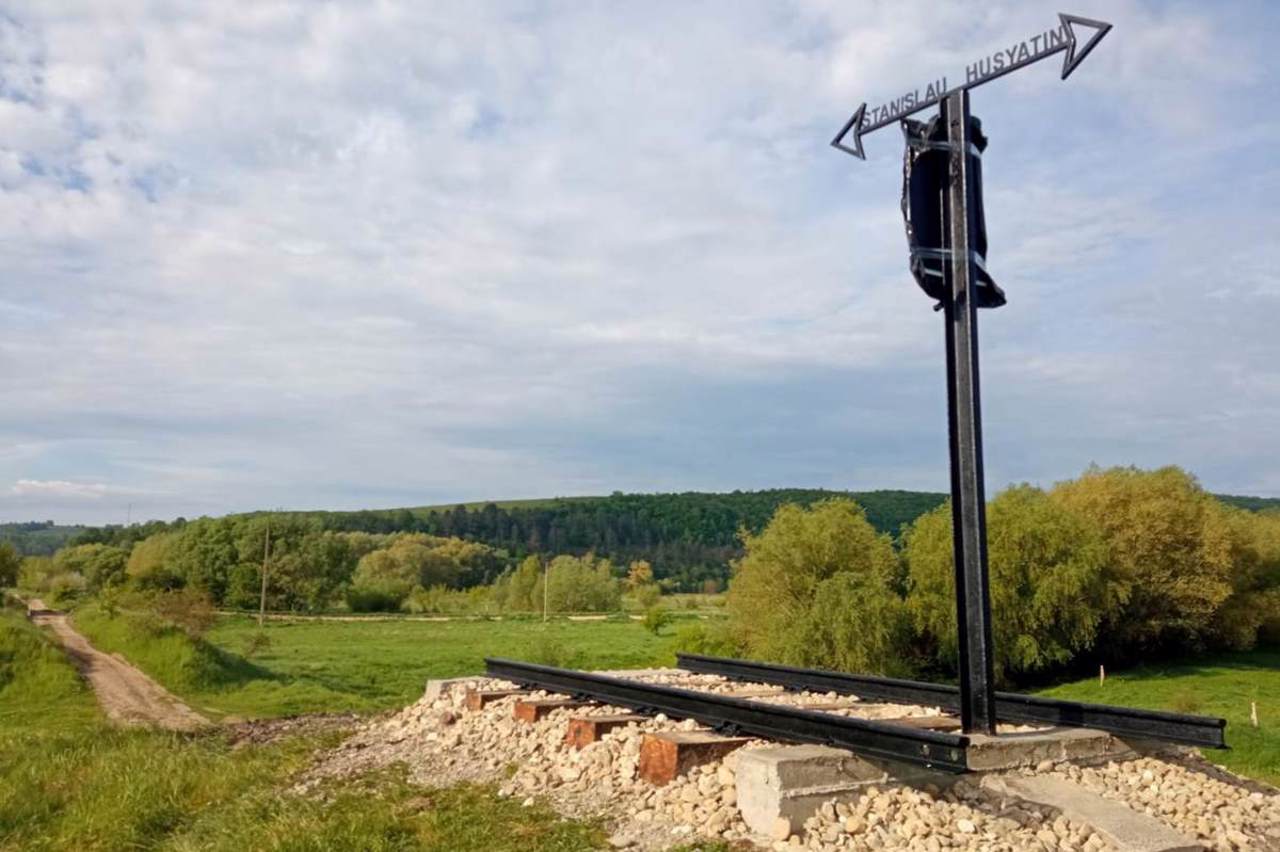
[11,479,116,499]
[0,1,1277,523]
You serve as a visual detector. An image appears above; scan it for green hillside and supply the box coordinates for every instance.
[0,521,87,556]
[1217,493,1280,513]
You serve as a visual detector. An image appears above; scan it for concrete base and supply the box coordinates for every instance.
[983,775,1202,852]
[735,744,918,838]
[965,727,1136,771]
[421,676,479,704]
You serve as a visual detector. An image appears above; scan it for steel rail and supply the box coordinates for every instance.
[675,654,1227,749]
[485,657,970,772]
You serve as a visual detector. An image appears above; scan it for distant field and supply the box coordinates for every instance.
[1042,649,1280,785]
[74,609,687,719]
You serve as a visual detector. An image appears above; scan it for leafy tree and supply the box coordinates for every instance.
[1051,466,1236,656]
[726,499,911,676]
[1210,508,1280,649]
[54,544,128,592]
[126,532,181,590]
[904,485,1122,681]
[167,519,238,601]
[493,555,542,612]
[349,548,418,610]
[626,560,655,589]
[543,554,621,613]
[0,542,20,588]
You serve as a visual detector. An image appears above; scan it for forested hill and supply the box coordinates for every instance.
[1217,494,1280,513]
[0,522,86,556]
[54,488,1280,590]
[295,489,948,588]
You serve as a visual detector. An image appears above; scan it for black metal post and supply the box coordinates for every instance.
[940,90,997,735]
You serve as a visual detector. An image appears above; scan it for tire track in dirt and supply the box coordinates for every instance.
[27,598,210,732]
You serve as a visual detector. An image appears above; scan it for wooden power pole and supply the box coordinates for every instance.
[258,519,271,628]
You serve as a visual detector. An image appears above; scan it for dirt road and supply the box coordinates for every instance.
[27,599,210,732]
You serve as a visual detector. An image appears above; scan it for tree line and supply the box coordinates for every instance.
[14,511,661,616]
[722,465,1280,681]
[62,489,948,592]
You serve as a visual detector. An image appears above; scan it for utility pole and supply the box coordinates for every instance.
[258,518,271,629]
[543,560,549,623]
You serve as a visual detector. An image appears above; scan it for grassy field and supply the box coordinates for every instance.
[1,608,624,851]
[73,607,688,719]
[1043,649,1280,785]
[70,603,1280,786]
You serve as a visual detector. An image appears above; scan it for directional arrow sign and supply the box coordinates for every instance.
[832,12,1112,159]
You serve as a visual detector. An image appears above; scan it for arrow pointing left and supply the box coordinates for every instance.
[830,103,867,160]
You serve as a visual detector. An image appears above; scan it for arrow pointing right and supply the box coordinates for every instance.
[1059,13,1113,79]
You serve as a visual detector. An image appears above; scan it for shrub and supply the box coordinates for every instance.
[346,586,402,613]
[672,620,739,658]
[905,485,1122,682]
[633,583,662,610]
[242,631,272,659]
[525,632,576,668]
[148,589,217,639]
[641,606,672,635]
[54,544,128,592]
[0,542,19,588]
[725,499,912,676]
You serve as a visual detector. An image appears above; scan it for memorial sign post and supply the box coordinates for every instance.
[831,13,1112,735]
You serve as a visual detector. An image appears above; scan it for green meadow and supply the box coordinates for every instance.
[72,606,686,719]
[69,605,1280,784]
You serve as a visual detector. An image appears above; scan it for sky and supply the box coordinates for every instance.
[2,1,1278,525]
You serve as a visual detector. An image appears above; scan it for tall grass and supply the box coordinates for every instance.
[73,604,267,693]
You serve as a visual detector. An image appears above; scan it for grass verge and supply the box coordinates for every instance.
[1041,648,1280,785]
[1,610,607,851]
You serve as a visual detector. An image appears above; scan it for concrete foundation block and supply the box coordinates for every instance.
[734,744,889,837]
[966,727,1115,771]
[638,731,750,786]
[982,775,1202,852]
[421,677,477,705]
[564,713,646,749]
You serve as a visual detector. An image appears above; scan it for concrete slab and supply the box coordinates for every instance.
[421,677,478,704]
[564,713,646,749]
[734,744,892,837]
[966,727,1134,771]
[982,775,1203,852]
[638,731,750,786]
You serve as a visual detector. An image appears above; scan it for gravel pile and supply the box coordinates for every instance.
[796,779,1115,852]
[299,674,1280,851]
[1045,757,1280,851]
